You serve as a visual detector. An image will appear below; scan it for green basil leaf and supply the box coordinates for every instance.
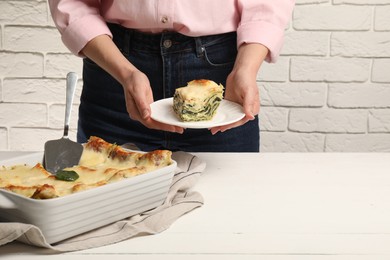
[55,170,79,182]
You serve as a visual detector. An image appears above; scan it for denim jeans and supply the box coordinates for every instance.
[78,23,260,152]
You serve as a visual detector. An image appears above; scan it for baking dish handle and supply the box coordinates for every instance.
[0,192,17,209]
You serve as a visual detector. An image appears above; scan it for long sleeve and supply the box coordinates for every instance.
[48,0,295,61]
[48,0,112,56]
[236,0,296,62]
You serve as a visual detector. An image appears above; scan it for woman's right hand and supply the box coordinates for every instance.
[121,69,184,133]
[82,34,183,134]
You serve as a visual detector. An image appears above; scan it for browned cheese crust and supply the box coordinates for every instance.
[0,136,173,199]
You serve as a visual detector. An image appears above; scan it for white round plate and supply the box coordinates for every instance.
[150,98,245,129]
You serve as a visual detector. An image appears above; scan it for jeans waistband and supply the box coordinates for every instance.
[107,22,236,56]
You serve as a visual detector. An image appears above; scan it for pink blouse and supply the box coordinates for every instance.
[48,0,295,62]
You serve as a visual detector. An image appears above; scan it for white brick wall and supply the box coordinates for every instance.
[0,1,390,152]
[0,1,82,151]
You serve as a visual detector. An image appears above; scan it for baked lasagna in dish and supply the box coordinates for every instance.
[0,136,173,199]
[173,79,224,122]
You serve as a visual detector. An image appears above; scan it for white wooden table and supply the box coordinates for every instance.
[1,152,390,259]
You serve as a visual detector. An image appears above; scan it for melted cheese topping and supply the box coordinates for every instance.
[78,147,108,167]
[175,79,223,107]
[173,79,224,121]
[0,137,173,199]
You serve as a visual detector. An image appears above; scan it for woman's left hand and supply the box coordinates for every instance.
[210,43,268,135]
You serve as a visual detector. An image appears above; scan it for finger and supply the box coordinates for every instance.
[125,95,143,121]
[131,91,153,120]
[138,101,151,120]
[242,94,259,120]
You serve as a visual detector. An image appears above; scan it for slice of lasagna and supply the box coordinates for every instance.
[173,79,224,122]
[0,136,173,199]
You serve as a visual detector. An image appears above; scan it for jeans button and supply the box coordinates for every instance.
[161,16,169,24]
[163,39,172,48]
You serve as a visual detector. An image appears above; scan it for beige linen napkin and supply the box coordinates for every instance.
[0,151,205,252]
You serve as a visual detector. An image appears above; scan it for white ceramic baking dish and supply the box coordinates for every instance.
[0,152,176,244]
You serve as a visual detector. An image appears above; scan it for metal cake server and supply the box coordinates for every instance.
[43,72,83,174]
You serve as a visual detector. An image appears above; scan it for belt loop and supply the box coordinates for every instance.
[123,29,131,56]
[194,37,205,58]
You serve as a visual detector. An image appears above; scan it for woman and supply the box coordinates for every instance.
[48,0,295,152]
